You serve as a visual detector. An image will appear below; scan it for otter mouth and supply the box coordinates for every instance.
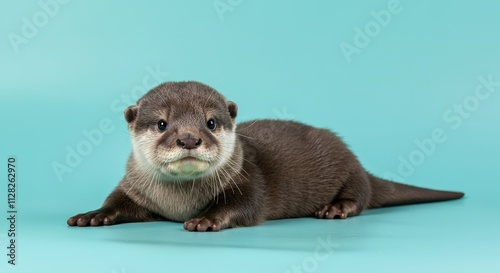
[179,156,198,162]
[159,155,213,179]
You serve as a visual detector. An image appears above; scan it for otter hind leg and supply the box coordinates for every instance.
[314,172,370,219]
[314,200,359,219]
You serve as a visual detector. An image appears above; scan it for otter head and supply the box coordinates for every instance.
[124,81,238,181]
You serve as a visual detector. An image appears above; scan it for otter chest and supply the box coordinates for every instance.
[143,182,213,222]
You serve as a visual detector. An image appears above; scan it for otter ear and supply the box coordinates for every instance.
[227,101,238,119]
[124,105,138,123]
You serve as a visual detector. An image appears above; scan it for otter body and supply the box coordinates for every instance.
[68,81,464,231]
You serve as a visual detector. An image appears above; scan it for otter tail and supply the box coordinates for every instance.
[368,174,464,208]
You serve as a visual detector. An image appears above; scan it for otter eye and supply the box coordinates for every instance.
[157,120,168,131]
[207,118,217,131]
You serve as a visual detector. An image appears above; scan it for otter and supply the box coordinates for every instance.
[67,81,464,231]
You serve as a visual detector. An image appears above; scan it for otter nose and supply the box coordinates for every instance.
[176,137,202,150]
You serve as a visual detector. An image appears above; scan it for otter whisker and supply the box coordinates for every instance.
[236,133,257,140]
[215,168,227,204]
[191,178,196,194]
[219,163,242,196]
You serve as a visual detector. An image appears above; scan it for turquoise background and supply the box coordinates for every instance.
[1,0,499,272]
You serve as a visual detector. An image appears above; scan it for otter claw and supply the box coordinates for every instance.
[184,217,223,232]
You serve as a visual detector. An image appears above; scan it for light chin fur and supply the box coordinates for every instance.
[131,132,156,173]
[209,125,237,172]
[161,160,210,178]
[130,126,238,182]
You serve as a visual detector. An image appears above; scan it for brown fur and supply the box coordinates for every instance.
[67,81,464,231]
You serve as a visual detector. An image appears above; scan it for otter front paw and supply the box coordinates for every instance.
[67,208,118,227]
[183,217,225,232]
